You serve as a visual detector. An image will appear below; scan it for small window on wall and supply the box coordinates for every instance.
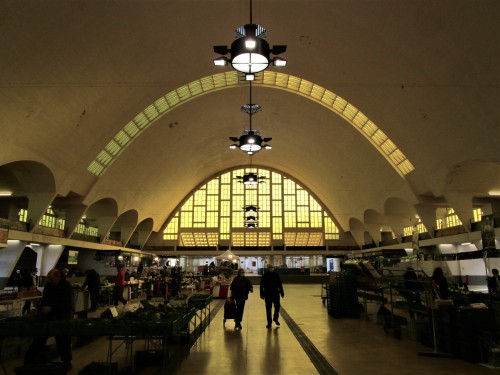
[472,208,482,223]
[19,209,28,223]
[445,208,462,228]
[416,221,427,234]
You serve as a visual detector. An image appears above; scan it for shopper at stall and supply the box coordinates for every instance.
[260,264,285,328]
[82,269,101,312]
[137,262,144,277]
[431,267,449,299]
[60,267,70,282]
[24,268,73,370]
[488,268,500,295]
[21,267,38,315]
[113,264,128,307]
[230,269,253,330]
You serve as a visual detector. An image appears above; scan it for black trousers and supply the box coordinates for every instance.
[265,295,281,324]
[24,334,72,364]
[113,286,127,306]
[234,298,246,324]
[88,288,100,311]
[22,300,31,315]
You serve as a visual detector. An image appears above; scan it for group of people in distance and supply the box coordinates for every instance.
[230,263,284,330]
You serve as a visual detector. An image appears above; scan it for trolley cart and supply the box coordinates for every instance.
[223,297,237,325]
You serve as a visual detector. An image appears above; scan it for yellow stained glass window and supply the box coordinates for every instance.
[273,217,283,234]
[221,184,230,200]
[221,217,230,236]
[272,184,282,199]
[194,189,206,205]
[324,215,339,240]
[164,214,179,240]
[221,200,230,217]
[207,194,218,211]
[310,211,322,228]
[284,195,296,211]
[285,211,297,227]
[162,168,340,247]
[297,189,308,205]
[272,201,282,216]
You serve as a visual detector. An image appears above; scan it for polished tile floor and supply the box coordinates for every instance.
[3,284,497,374]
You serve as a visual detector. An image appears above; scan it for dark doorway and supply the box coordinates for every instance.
[6,247,37,287]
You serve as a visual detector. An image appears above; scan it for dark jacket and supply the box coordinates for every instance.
[260,270,284,299]
[230,275,253,300]
[488,275,500,294]
[41,279,74,320]
[21,270,35,289]
[432,275,449,299]
[82,270,101,292]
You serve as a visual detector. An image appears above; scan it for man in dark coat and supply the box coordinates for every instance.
[260,264,284,328]
[488,268,500,295]
[82,269,101,312]
[24,268,74,370]
[230,269,253,330]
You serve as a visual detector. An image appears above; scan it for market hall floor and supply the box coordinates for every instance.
[3,284,496,375]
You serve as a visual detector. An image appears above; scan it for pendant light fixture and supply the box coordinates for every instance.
[213,0,287,81]
[243,188,259,229]
[229,82,272,155]
[236,156,268,185]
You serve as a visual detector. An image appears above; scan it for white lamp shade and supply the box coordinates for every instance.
[231,52,269,73]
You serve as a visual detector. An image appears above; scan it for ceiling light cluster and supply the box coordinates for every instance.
[243,206,259,229]
[216,0,287,230]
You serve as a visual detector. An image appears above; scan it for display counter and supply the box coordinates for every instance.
[0,296,42,318]
[125,280,144,300]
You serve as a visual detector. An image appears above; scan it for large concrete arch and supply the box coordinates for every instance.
[88,72,414,179]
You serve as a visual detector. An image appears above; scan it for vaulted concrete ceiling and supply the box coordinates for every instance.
[1,1,499,239]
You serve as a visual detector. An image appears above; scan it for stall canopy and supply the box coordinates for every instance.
[215,250,239,260]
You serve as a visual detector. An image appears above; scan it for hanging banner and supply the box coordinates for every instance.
[481,214,496,250]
